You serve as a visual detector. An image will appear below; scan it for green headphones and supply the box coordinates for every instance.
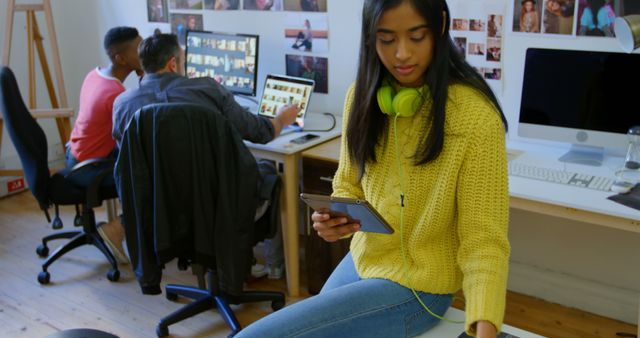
[376,78,427,117]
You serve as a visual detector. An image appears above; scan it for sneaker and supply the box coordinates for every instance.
[268,264,284,280]
[251,263,268,279]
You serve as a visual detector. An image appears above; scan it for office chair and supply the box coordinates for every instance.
[116,103,284,337]
[0,66,120,284]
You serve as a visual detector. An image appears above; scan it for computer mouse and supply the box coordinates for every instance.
[610,181,635,194]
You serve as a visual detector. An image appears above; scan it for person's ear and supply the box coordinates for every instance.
[167,56,177,73]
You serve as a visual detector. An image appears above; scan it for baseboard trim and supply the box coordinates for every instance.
[509,260,638,324]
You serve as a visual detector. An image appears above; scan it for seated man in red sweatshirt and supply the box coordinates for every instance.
[66,26,143,264]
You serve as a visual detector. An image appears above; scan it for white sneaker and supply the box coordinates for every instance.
[268,264,284,280]
[251,263,268,279]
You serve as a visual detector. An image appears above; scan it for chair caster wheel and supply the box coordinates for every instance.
[107,269,120,282]
[36,244,49,257]
[166,291,178,301]
[156,325,168,337]
[271,299,285,311]
[38,271,50,284]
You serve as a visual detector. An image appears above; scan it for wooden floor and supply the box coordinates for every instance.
[0,191,636,338]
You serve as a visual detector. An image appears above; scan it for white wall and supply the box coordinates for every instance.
[1,0,638,324]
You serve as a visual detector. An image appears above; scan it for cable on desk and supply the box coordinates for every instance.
[302,112,336,132]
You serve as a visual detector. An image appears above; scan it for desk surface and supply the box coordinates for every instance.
[302,137,640,229]
[245,112,341,154]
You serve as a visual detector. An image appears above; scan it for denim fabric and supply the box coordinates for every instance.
[236,253,453,338]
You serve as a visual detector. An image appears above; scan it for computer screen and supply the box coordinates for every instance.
[185,30,259,96]
[519,48,640,165]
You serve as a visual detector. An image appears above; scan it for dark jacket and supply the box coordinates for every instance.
[115,103,259,296]
[112,72,274,146]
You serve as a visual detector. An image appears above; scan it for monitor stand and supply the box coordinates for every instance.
[558,144,604,167]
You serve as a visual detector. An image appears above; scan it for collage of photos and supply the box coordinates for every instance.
[285,55,328,94]
[259,79,312,120]
[448,0,505,89]
[512,0,576,35]
[511,0,639,36]
[185,32,257,95]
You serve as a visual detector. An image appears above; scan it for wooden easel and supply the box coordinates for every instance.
[0,0,74,176]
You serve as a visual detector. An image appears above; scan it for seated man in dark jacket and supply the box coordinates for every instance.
[112,33,299,145]
[112,33,299,278]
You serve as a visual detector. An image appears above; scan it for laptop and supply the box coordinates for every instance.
[257,74,315,135]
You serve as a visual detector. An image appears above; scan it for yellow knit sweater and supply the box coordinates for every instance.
[332,83,510,335]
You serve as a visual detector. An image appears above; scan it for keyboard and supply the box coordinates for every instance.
[508,162,614,192]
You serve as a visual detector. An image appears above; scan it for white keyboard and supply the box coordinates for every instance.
[508,162,614,192]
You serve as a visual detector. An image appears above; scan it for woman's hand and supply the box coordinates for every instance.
[475,320,497,338]
[311,211,360,242]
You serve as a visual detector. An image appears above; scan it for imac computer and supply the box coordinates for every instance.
[185,30,259,97]
[518,48,640,166]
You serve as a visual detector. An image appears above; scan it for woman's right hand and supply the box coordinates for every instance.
[311,211,360,242]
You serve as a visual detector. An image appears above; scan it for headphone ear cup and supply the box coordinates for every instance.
[377,85,396,115]
[392,89,421,117]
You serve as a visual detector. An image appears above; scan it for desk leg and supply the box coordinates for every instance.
[106,199,118,223]
[282,154,300,297]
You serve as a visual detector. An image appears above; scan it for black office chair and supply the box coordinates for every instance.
[0,66,120,284]
[116,103,284,337]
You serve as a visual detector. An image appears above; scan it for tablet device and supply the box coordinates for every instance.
[300,193,394,234]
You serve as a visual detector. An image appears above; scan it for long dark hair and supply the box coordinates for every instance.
[347,0,507,176]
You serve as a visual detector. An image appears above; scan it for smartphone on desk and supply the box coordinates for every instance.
[300,193,394,234]
[290,133,319,145]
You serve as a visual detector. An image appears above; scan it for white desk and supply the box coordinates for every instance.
[245,112,341,296]
[416,308,544,337]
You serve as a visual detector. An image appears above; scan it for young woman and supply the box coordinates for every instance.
[578,0,616,37]
[520,0,540,33]
[237,1,510,337]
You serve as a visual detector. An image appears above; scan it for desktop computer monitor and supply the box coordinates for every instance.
[185,30,259,97]
[518,48,640,166]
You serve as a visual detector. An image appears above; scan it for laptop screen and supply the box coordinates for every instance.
[258,74,314,128]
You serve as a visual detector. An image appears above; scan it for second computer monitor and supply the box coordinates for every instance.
[185,30,259,97]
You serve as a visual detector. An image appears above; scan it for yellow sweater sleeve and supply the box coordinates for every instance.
[332,84,364,200]
[456,106,510,335]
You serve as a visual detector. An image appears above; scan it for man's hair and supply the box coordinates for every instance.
[104,27,139,59]
[138,33,181,73]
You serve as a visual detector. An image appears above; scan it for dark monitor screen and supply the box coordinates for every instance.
[519,48,639,135]
[185,30,259,96]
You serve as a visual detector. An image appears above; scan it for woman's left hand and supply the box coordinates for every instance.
[476,320,497,338]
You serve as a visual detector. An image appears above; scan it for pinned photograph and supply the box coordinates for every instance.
[243,0,283,11]
[284,14,329,53]
[284,0,327,12]
[285,55,329,94]
[171,14,203,46]
[577,0,640,37]
[454,37,467,58]
[204,0,239,10]
[170,0,203,10]
[541,0,576,35]
[470,19,486,31]
[468,42,486,56]
[148,0,168,23]
[486,38,502,62]
[487,14,504,37]
[513,0,542,33]
[452,18,470,31]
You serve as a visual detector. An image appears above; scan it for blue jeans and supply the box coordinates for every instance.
[236,253,453,338]
[65,145,116,188]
